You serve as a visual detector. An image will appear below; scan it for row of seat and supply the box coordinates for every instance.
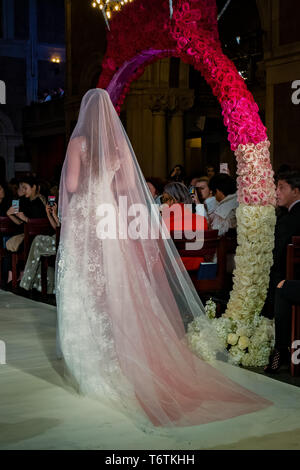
[2,215,299,375]
[0,215,234,296]
[0,216,60,292]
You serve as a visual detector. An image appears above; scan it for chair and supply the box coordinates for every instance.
[172,229,227,294]
[0,217,21,287]
[11,218,53,290]
[286,236,300,377]
[224,228,237,254]
[40,226,61,297]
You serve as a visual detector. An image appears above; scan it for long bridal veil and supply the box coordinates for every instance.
[56,88,271,427]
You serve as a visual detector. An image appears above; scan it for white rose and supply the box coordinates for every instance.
[227,333,239,346]
[238,336,250,350]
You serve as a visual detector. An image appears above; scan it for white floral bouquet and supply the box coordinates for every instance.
[187,304,275,366]
[187,202,276,367]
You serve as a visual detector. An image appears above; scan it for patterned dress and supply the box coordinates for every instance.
[20,234,56,294]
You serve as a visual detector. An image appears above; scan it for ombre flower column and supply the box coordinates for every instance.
[170,1,276,366]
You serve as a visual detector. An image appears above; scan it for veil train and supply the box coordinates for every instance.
[56,88,271,427]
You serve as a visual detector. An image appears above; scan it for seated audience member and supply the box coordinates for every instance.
[38,180,51,202]
[42,90,52,102]
[194,177,218,218]
[146,177,165,205]
[265,279,300,373]
[17,181,26,198]
[0,181,12,217]
[206,164,216,180]
[7,179,26,201]
[208,174,238,236]
[5,176,47,284]
[7,176,46,225]
[168,165,186,184]
[20,202,60,294]
[189,176,202,188]
[274,166,292,218]
[161,182,207,271]
[50,89,58,100]
[187,178,210,222]
[264,171,300,318]
[57,87,64,98]
[49,183,59,200]
[8,178,20,199]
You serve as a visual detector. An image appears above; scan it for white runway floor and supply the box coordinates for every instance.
[1,289,300,450]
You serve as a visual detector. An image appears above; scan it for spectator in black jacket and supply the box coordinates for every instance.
[264,171,300,318]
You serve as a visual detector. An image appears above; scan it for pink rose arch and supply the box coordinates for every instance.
[98,0,276,207]
[97,0,277,334]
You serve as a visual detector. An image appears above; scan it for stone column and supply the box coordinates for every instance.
[27,0,38,105]
[149,95,168,178]
[152,110,167,177]
[167,92,194,174]
[168,110,184,169]
[2,0,14,39]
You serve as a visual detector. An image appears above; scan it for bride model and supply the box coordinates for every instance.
[55,88,270,428]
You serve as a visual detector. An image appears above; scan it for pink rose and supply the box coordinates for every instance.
[252,195,260,205]
[242,195,251,205]
[243,150,255,161]
[187,47,196,56]
[178,37,189,49]
[259,191,268,201]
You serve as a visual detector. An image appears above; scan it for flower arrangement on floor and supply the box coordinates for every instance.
[187,304,275,367]
[187,202,276,366]
[97,0,277,366]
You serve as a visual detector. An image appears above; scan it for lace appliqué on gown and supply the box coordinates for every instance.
[56,184,133,403]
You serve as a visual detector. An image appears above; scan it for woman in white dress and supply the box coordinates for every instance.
[55,89,270,428]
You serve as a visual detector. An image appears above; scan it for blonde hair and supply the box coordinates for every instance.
[196,177,209,184]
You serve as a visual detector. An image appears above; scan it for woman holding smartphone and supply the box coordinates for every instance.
[6,176,46,224]
[5,176,47,284]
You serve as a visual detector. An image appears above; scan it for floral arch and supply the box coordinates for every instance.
[97,0,276,366]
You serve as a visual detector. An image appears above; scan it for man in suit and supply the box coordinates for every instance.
[265,279,300,373]
[264,171,300,318]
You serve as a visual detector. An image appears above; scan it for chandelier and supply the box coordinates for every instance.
[91,0,231,24]
[91,0,134,20]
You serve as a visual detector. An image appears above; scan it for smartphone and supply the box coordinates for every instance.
[48,196,56,207]
[220,163,229,175]
[12,200,19,213]
[189,186,196,196]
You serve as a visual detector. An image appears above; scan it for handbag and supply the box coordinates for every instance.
[6,234,25,252]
